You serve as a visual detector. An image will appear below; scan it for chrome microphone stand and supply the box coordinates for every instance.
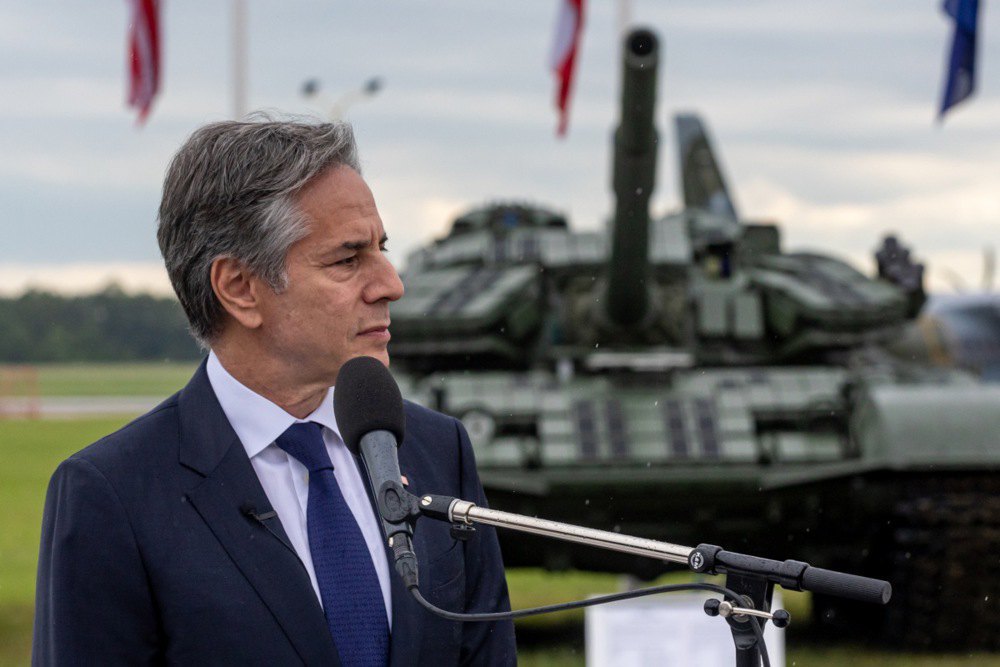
[413,494,891,667]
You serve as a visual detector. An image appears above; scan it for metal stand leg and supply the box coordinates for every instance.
[724,573,772,667]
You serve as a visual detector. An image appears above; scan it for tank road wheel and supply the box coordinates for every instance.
[883,477,1000,650]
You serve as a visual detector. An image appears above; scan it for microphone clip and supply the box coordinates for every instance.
[450,522,477,542]
[377,479,422,525]
[241,503,278,523]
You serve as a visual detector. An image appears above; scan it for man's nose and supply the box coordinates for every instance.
[366,254,404,303]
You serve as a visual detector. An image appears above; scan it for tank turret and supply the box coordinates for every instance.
[604,28,659,328]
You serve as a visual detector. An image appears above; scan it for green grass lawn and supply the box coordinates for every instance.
[0,362,199,397]
[1,413,997,666]
[0,416,133,667]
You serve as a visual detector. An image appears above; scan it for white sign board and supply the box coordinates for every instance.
[585,591,785,667]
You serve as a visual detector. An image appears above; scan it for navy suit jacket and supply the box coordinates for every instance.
[33,363,516,666]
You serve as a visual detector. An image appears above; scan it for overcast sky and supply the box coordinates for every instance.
[1,1,997,295]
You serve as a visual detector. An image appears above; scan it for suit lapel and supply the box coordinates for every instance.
[178,363,340,666]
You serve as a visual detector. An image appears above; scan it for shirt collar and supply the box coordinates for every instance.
[206,350,342,459]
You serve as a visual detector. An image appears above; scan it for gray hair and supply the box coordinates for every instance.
[157,116,361,347]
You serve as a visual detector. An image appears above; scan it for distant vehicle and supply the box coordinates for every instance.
[889,291,1000,382]
[389,27,1000,649]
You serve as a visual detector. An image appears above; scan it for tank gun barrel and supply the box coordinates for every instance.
[604,28,659,327]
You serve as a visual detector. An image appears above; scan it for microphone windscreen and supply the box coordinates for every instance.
[334,356,406,454]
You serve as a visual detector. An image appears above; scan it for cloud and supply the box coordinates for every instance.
[0,149,165,190]
[651,1,933,37]
[1,0,998,299]
[739,175,999,291]
[0,5,101,56]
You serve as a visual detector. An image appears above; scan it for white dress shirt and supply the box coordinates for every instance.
[206,351,392,625]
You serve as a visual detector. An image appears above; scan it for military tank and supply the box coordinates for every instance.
[389,27,1000,649]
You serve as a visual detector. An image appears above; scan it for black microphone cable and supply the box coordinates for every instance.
[407,580,771,667]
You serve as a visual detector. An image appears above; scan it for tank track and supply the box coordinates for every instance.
[883,475,1000,650]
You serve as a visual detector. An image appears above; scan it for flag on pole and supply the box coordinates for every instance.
[939,0,979,119]
[126,0,161,124]
[550,0,585,137]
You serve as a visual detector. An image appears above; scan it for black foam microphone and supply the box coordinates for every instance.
[334,356,420,588]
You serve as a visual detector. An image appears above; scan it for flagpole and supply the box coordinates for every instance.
[617,0,632,100]
[617,0,632,40]
[231,0,248,119]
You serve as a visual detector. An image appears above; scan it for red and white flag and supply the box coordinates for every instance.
[126,0,161,124]
[550,0,584,137]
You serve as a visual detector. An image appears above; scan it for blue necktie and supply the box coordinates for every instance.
[275,422,389,666]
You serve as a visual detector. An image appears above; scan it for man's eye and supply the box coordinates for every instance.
[334,255,358,266]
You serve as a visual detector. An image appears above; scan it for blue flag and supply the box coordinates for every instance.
[939,0,980,118]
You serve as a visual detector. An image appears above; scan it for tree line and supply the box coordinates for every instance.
[0,286,202,362]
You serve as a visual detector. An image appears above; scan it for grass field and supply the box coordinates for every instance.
[0,417,131,667]
[0,362,198,397]
[1,394,998,665]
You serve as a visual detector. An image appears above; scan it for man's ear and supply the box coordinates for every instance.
[210,257,265,330]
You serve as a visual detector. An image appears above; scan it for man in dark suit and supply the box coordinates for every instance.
[33,118,516,665]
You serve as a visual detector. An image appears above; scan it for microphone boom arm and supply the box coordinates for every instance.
[419,494,692,565]
[417,493,890,605]
[415,492,891,667]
